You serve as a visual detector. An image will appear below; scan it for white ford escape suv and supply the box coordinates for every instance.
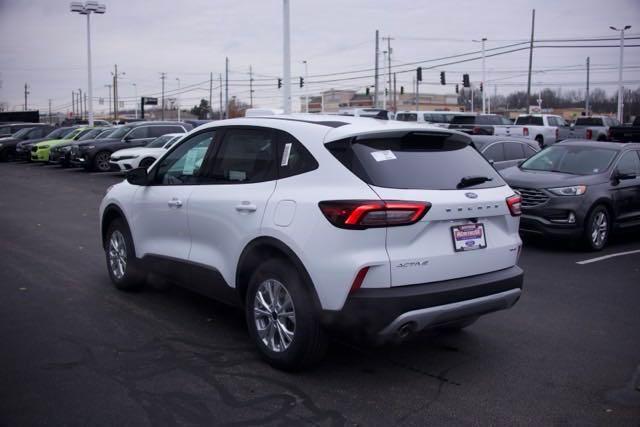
[100,115,524,370]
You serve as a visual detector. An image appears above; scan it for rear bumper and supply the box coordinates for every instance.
[322,265,523,342]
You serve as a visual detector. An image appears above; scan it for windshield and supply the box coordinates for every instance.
[11,128,32,138]
[521,145,617,175]
[96,129,115,139]
[44,128,69,139]
[63,129,83,140]
[108,126,133,139]
[575,117,604,126]
[326,131,503,190]
[148,134,174,148]
[515,116,544,126]
[78,128,104,141]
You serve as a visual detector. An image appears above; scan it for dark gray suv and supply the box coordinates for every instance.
[500,140,640,250]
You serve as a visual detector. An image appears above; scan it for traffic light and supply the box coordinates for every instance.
[416,67,422,82]
[385,88,388,96]
[365,87,370,96]
[277,78,282,89]
[480,82,483,92]
[299,77,304,88]
[462,74,470,88]
[400,86,404,95]
[455,84,459,94]
[440,71,446,85]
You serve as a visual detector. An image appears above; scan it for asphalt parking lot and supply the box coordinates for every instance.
[1,161,639,426]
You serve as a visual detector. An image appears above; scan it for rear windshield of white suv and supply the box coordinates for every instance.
[326,131,504,190]
[574,117,604,126]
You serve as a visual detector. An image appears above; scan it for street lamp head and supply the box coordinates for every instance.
[85,1,99,11]
[624,25,631,30]
[70,2,84,13]
[95,4,106,14]
[610,26,618,31]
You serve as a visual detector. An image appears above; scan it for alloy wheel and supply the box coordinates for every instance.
[591,211,608,248]
[96,152,111,172]
[253,279,296,352]
[108,230,127,280]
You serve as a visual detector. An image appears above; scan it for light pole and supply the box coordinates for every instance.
[70,1,106,127]
[131,83,138,119]
[175,78,181,121]
[473,37,487,114]
[302,60,308,113]
[610,25,631,122]
[282,0,291,113]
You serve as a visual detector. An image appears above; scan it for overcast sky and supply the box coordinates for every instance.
[1,0,639,114]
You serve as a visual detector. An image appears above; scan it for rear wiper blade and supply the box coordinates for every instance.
[457,175,493,189]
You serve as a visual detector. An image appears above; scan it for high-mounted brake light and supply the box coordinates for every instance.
[318,200,431,229]
[586,129,593,140]
[523,127,529,137]
[506,194,522,216]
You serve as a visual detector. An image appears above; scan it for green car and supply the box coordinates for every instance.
[32,127,109,162]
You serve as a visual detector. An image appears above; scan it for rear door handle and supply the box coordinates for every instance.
[168,198,183,208]
[235,202,257,213]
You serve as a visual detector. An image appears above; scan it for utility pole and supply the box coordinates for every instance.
[84,93,87,121]
[219,73,223,119]
[413,77,417,110]
[72,91,75,117]
[481,37,487,113]
[78,88,83,119]
[382,51,387,109]
[249,65,254,108]
[526,9,536,114]
[48,99,52,124]
[282,0,291,113]
[610,25,631,122]
[209,72,213,118]
[104,84,112,121]
[160,72,166,120]
[24,83,29,111]
[302,61,308,112]
[112,65,125,122]
[393,72,397,112]
[585,57,590,115]
[374,30,379,108]
[175,77,181,121]
[225,57,229,119]
[132,83,138,119]
[383,36,393,111]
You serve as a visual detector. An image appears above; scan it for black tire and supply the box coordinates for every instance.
[583,205,610,251]
[139,157,156,169]
[245,258,327,371]
[104,218,145,290]
[437,316,478,332]
[92,151,112,172]
[535,135,544,149]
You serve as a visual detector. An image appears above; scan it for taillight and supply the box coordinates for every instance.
[523,127,529,137]
[607,128,612,140]
[472,126,481,135]
[318,200,431,229]
[586,129,593,140]
[506,194,522,216]
[350,266,369,294]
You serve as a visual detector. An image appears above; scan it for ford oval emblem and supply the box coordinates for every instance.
[465,192,478,199]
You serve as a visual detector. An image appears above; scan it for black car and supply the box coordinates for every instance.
[15,126,79,161]
[49,127,114,167]
[70,121,191,172]
[0,124,55,161]
[500,140,640,250]
[470,136,539,170]
[0,122,41,138]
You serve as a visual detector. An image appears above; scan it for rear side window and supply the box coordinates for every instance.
[396,113,417,122]
[575,117,604,126]
[149,125,183,138]
[277,131,318,179]
[209,128,276,184]
[515,116,544,126]
[128,127,149,139]
[476,115,502,125]
[504,142,526,160]
[451,116,476,125]
[326,131,504,190]
[483,143,505,162]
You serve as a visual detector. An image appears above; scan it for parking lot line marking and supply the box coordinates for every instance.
[576,249,640,265]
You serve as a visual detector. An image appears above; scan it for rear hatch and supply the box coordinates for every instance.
[326,130,521,287]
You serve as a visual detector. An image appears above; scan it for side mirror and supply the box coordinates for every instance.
[517,160,525,167]
[126,167,149,186]
[123,135,133,142]
[613,170,636,182]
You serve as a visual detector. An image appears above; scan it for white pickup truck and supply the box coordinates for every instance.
[514,114,571,148]
[567,115,620,141]
[448,114,521,136]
